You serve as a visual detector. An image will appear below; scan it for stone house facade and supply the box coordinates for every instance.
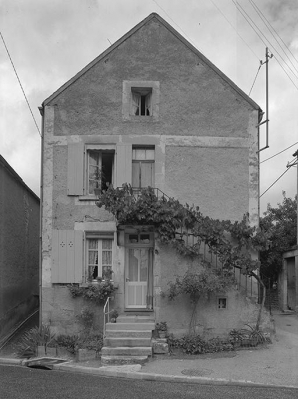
[40,13,269,338]
[0,155,39,343]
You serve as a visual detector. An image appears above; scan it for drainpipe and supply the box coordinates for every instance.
[38,104,45,330]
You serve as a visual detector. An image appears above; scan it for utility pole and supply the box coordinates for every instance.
[287,149,298,245]
[257,47,273,153]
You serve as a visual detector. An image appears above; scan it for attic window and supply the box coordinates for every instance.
[131,88,152,116]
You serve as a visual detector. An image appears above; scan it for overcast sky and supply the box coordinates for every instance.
[1,0,297,215]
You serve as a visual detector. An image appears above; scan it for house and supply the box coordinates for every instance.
[39,13,271,345]
[0,155,39,345]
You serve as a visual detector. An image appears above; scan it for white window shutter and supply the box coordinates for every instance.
[67,143,84,195]
[52,230,83,283]
[116,143,132,187]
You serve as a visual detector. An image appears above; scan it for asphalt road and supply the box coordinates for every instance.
[0,365,297,399]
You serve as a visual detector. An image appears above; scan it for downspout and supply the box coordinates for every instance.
[38,104,45,330]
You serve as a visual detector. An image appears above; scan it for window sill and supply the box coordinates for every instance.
[78,195,99,201]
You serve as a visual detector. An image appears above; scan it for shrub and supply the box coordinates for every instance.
[168,333,233,355]
[15,325,55,358]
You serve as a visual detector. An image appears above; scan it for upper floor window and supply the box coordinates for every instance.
[87,149,114,195]
[132,147,155,188]
[122,80,160,122]
[131,88,152,116]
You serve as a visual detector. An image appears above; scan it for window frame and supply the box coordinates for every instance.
[84,144,115,197]
[122,81,160,122]
[85,232,114,282]
[132,146,155,189]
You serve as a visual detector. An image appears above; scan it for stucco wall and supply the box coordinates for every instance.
[154,243,271,338]
[0,156,40,341]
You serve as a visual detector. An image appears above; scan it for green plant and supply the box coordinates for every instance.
[167,333,233,355]
[55,333,103,355]
[110,309,119,319]
[15,325,56,358]
[155,321,167,332]
[97,184,270,330]
[68,280,116,304]
[229,325,270,347]
[77,306,94,331]
[55,334,81,355]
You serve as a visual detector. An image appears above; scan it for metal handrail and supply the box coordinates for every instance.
[103,297,111,337]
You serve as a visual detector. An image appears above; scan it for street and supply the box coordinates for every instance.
[0,365,297,399]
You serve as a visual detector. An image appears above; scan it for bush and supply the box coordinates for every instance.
[168,333,233,355]
[15,325,55,358]
[55,333,103,355]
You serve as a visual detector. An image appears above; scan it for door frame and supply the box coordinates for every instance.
[124,230,154,309]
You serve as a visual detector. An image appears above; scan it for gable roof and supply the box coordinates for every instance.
[42,13,261,111]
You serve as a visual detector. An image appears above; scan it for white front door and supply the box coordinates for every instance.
[125,248,149,308]
[125,232,153,309]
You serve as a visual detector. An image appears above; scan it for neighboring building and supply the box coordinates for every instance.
[40,13,270,340]
[279,246,298,311]
[0,155,39,343]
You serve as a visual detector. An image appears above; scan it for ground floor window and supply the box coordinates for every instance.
[87,237,113,281]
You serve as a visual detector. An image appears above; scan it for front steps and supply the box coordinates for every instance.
[102,315,155,365]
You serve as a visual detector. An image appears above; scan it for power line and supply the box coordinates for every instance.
[232,0,298,90]
[260,142,298,164]
[249,0,298,76]
[260,167,291,198]
[249,0,298,67]
[0,31,41,137]
[209,0,260,61]
[249,63,262,95]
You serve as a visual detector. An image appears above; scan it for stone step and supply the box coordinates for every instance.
[117,315,155,323]
[101,346,152,356]
[106,322,155,331]
[105,329,152,338]
[103,337,152,347]
[101,355,149,365]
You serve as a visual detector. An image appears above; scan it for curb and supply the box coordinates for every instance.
[1,357,297,390]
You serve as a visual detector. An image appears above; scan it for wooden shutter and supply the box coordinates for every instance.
[67,143,84,195]
[52,230,83,283]
[116,143,132,187]
[141,162,154,187]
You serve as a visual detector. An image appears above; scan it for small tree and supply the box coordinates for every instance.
[260,192,297,283]
[166,266,235,333]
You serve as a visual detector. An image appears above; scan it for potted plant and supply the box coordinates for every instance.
[110,309,119,323]
[155,321,167,338]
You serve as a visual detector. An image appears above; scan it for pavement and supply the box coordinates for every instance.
[1,310,298,389]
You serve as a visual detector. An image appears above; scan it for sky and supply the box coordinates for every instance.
[1,0,297,215]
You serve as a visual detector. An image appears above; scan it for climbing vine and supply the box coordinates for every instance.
[97,184,269,331]
[96,184,268,275]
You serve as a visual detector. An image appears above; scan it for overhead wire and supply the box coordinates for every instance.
[260,167,291,198]
[260,142,298,164]
[231,0,298,90]
[249,63,262,95]
[249,0,298,67]
[209,0,260,61]
[0,31,41,137]
[249,0,298,76]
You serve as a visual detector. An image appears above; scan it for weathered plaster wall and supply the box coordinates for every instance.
[49,18,254,139]
[154,243,271,338]
[0,156,39,341]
